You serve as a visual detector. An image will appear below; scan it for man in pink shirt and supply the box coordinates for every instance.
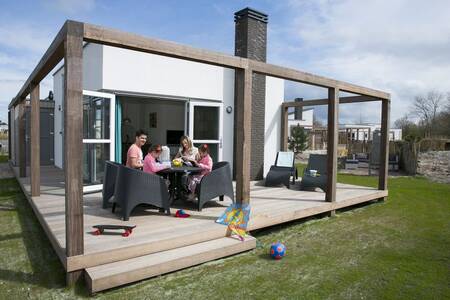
[143,144,170,174]
[126,129,147,169]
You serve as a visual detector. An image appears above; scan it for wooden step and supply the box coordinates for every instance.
[85,236,256,293]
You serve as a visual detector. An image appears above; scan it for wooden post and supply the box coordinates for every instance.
[235,68,252,205]
[326,87,339,214]
[30,84,40,196]
[281,105,288,151]
[64,21,84,284]
[18,100,26,177]
[378,99,390,191]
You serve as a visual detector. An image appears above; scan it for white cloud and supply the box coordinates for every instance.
[43,0,96,14]
[0,24,53,53]
[270,0,450,124]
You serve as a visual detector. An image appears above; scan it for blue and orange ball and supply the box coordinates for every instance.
[270,242,286,260]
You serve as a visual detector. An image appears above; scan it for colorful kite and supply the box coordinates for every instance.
[216,203,251,241]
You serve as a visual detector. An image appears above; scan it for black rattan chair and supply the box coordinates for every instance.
[102,161,121,209]
[112,165,171,221]
[300,154,328,192]
[196,161,235,211]
[265,151,298,188]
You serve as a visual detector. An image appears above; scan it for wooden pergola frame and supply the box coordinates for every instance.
[8,20,390,283]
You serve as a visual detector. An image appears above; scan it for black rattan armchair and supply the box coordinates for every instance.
[112,165,171,221]
[196,161,235,211]
[102,161,121,209]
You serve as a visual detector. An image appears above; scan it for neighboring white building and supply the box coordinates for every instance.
[339,124,402,141]
[287,108,314,137]
[0,121,7,134]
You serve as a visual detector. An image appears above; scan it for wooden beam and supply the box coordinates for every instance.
[282,95,381,108]
[250,60,390,99]
[18,101,26,177]
[326,88,339,204]
[64,21,84,284]
[8,22,67,109]
[30,84,40,196]
[235,68,252,205]
[379,99,390,191]
[83,23,248,69]
[281,106,288,151]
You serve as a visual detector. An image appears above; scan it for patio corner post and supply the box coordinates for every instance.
[326,87,339,213]
[378,98,390,193]
[235,67,252,205]
[18,99,26,177]
[30,83,41,196]
[281,105,288,151]
[64,20,84,285]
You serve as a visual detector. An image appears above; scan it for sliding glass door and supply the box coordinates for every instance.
[82,90,115,188]
[188,101,223,162]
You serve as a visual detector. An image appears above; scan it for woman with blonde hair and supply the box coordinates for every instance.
[175,135,198,162]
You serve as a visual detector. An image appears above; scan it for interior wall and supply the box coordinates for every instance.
[120,96,185,146]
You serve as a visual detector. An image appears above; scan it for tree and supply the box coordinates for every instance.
[288,125,308,153]
[410,91,444,137]
[394,114,423,142]
[434,94,450,137]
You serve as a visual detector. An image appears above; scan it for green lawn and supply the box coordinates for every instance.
[0,163,449,299]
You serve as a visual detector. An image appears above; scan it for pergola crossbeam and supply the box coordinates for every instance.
[283,95,383,108]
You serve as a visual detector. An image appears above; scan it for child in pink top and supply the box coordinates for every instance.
[143,144,170,174]
[186,144,213,199]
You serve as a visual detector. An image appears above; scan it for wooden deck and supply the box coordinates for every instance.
[12,165,387,293]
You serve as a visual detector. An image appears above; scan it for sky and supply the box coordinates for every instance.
[1,0,449,125]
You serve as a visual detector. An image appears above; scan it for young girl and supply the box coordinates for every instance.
[186,144,213,200]
[143,144,170,174]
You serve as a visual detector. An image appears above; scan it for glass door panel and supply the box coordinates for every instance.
[82,90,115,188]
[189,101,222,162]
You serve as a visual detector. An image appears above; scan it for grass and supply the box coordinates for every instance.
[0,163,449,299]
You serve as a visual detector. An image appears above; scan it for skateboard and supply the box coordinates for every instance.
[92,225,136,237]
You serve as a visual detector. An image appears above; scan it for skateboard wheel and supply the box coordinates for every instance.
[93,229,101,235]
[122,230,130,237]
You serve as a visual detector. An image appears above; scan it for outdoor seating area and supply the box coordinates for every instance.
[11,164,387,293]
[103,159,235,220]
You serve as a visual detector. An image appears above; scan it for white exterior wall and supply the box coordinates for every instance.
[264,76,285,177]
[102,46,227,101]
[53,43,104,168]
[102,45,236,167]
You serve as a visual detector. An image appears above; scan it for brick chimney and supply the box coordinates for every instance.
[234,7,268,180]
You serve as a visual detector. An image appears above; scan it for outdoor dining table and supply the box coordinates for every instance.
[157,165,202,203]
